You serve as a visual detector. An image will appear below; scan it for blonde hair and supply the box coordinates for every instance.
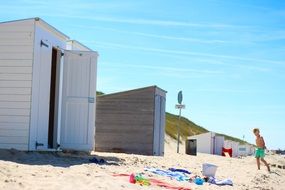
[253,128,260,133]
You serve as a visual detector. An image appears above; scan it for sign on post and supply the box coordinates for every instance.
[175,91,185,154]
[178,91,183,104]
[175,104,186,109]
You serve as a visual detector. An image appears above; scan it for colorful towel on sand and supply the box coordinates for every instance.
[144,167,190,181]
[149,178,191,190]
[113,173,191,190]
[208,177,233,186]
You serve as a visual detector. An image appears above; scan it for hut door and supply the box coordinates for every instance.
[60,50,97,151]
[34,40,52,150]
[153,95,166,156]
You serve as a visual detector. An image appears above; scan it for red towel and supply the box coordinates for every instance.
[222,147,233,157]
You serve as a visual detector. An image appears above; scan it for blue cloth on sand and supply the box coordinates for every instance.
[169,168,191,175]
[144,167,190,181]
[208,177,233,186]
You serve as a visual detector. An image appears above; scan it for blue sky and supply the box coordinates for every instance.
[1,0,284,149]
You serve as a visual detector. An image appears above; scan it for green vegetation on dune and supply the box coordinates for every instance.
[166,112,208,140]
[216,133,248,144]
[166,112,249,144]
[96,91,105,96]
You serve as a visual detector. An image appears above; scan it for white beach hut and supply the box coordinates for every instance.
[0,18,98,151]
[238,144,255,156]
[223,140,239,157]
[188,132,224,155]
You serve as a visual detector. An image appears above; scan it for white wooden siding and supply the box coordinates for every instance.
[0,88,31,95]
[0,143,28,150]
[0,19,34,150]
[0,74,32,81]
[0,81,32,87]
[0,102,31,109]
[0,95,31,102]
[0,20,35,32]
[0,60,32,66]
[0,45,34,53]
[0,108,30,116]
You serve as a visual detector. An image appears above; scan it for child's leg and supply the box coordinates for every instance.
[256,157,261,170]
[261,158,270,172]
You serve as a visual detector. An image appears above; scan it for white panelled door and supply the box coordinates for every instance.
[35,40,52,150]
[60,50,97,151]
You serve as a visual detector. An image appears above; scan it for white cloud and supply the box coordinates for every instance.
[93,41,284,67]
[69,25,242,44]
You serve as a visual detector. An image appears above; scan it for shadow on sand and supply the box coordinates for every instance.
[0,149,122,167]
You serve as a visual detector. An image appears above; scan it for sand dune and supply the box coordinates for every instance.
[0,136,284,190]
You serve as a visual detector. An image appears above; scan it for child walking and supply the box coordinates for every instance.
[253,128,270,172]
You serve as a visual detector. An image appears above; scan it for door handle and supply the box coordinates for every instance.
[88,97,95,103]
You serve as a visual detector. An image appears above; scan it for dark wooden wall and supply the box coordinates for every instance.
[95,87,156,155]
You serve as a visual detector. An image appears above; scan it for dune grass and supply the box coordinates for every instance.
[165,112,249,144]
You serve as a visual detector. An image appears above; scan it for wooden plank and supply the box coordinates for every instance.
[0,81,32,87]
[0,143,28,150]
[0,59,32,66]
[97,112,154,117]
[0,73,32,80]
[0,122,29,130]
[95,146,153,155]
[0,32,33,40]
[0,136,28,144]
[0,88,31,95]
[0,108,30,116]
[96,126,154,133]
[0,45,33,53]
[0,67,32,74]
[95,142,153,155]
[0,101,31,109]
[96,132,153,145]
[0,129,29,137]
[0,116,30,123]
[0,20,34,32]
[0,53,33,60]
[0,95,31,102]
[0,41,33,46]
[95,143,153,151]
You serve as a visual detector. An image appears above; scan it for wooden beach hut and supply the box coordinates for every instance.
[95,86,166,156]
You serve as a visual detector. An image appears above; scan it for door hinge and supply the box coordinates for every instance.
[35,141,44,149]
[40,40,49,48]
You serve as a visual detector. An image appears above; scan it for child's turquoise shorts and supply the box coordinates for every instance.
[255,148,265,158]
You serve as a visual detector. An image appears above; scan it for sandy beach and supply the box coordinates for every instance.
[0,135,284,190]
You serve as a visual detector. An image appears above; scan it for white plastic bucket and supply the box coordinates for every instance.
[202,163,218,177]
